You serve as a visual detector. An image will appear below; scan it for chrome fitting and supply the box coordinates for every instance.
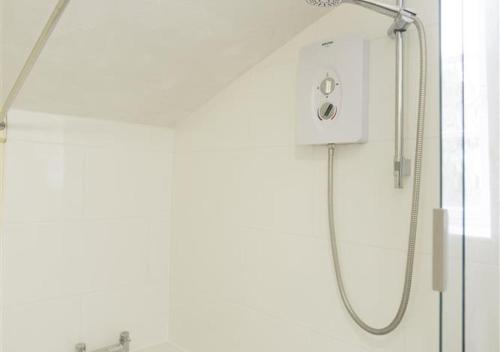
[387,9,416,37]
[119,331,131,352]
[394,157,411,188]
[75,332,130,352]
[76,343,87,352]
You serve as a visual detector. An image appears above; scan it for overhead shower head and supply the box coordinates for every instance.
[305,0,344,7]
[305,0,407,19]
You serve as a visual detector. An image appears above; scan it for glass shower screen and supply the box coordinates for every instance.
[440,0,500,350]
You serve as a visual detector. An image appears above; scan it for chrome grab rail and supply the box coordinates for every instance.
[75,331,130,352]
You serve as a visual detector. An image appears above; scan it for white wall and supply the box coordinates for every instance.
[0,110,173,352]
[170,2,441,352]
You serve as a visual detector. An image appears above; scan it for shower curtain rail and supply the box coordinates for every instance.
[0,0,71,141]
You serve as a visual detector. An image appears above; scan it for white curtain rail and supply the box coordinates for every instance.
[0,0,71,132]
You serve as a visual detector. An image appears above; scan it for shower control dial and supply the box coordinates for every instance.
[319,77,336,96]
[318,102,337,120]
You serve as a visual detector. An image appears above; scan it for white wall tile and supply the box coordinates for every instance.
[404,253,440,352]
[81,284,169,351]
[7,110,66,144]
[2,298,81,352]
[238,147,316,235]
[136,343,185,352]
[441,258,464,352]
[3,141,85,222]
[308,330,369,352]
[406,0,440,26]
[83,148,172,219]
[238,308,311,352]
[1,111,173,352]
[79,219,151,291]
[149,220,171,284]
[2,221,85,306]
[83,147,140,218]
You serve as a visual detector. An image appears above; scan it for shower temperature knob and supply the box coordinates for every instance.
[318,102,337,120]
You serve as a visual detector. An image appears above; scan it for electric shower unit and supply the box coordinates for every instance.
[296,37,368,145]
[300,0,427,336]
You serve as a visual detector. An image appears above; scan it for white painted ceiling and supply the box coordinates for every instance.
[1,0,328,125]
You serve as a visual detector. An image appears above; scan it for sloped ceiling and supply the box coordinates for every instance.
[1,0,329,125]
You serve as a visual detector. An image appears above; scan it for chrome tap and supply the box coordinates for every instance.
[75,331,130,352]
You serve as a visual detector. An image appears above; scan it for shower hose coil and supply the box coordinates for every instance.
[327,17,427,335]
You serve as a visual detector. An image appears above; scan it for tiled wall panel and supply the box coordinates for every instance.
[0,110,173,352]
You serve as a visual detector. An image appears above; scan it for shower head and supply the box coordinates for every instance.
[305,0,344,7]
[305,0,408,19]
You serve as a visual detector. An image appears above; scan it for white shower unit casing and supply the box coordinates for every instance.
[296,37,368,145]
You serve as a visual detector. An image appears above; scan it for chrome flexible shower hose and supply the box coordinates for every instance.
[327,17,427,335]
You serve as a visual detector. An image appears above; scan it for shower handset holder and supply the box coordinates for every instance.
[75,331,131,352]
[386,7,416,35]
